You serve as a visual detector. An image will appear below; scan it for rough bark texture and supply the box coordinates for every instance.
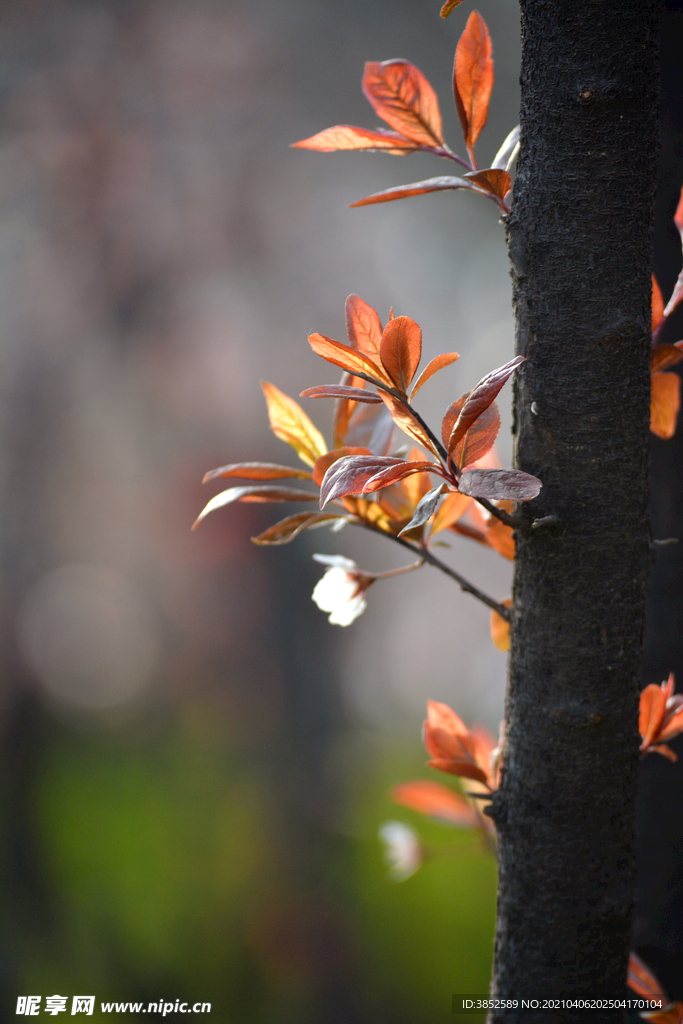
[489,1,658,1017]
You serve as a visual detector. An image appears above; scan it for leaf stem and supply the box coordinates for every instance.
[357,520,511,621]
[372,559,425,580]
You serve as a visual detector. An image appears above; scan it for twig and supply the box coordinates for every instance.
[357,520,511,621]
[474,495,523,529]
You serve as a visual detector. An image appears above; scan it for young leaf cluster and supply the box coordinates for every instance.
[292,13,517,214]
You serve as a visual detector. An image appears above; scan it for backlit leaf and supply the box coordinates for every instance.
[301,384,382,403]
[651,343,683,373]
[291,125,420,154]
[363,460,440,495]
[627,951,670,1001]
[312,446,372,487]
[675,183,683,237]
[398,484,444,535]
[379,391,439,454]
[202,462,312,484]
[379,315,422,392]
[363,60,444,148]
[490,600,511,652]
[464,168,510,201]
[261,381,327,467]
[308,333,391,385]
[440,0,466,17]
[320,454,438,507]
[345,294,383,361]
[392,780,479,828]
[447,355,524,451]
[319,455,411,507]
[491,125,520,171]
[485,508,515,560]
[344,400,395,454]
[252,512,345,545]
[639,683,668,749]
[652,274,665,332]
[454,11,494,149]
[423,700,490,786]
[458,468,541,500]
[411,352,459,397]
[193,485,318,529]
[650,371,681,439]
[350,175,477,207]
[452,402,500,469]
[429,490,472,537]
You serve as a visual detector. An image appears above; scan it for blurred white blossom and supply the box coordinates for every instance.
[379,821,423,881]
[311,554,373,626]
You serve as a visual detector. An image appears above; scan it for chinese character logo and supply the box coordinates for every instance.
[71,997,94,1016]
[16,997,41,1016]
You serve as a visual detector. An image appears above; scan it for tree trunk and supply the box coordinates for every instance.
[489,0,658,1014]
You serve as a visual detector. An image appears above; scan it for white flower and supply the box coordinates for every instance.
[379,821,423,882]
[311,554,373,626]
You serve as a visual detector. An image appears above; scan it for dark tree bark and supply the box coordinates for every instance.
[489,0,659,1015]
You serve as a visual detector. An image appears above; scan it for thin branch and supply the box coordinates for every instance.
[356,520,511,621]
[474,495,523,529]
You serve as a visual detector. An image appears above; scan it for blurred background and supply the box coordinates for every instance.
[0,1,523,1020]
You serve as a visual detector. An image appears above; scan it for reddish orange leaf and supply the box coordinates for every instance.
[649,1005,683,1024]
[454,11,494,150]
[379,391,439,454]
[458,467,541,501]
[440,0,466,16]
[627,951,668,1000]
[261,381,327,467]
[401,447,435,507]
[452,402,501,470]
[653,274,665,332]
[651,343,683,373]
[423,700,490,786]
[639,683,668,749]
[447,356,524,452]
[485,508,515,560]
[658,706,683,743]
[202,462,312,484]
[379,315,422,393]
[490,600,511,652]
[252,511,345,546]
[193,485,318,529]
[362,60,444,148]
[652,743,678,762]
[301,385,382,403]
[650,371,681,439]
[349,175,476,207]
[429,490,472,537]
[392,780,479,828]
[332,373,364,449]
[411,352,459,397]
[308,333,392,385]
[291,125,420,154]
[312,446,372,487]
[675,183,683,236]
[345,294,383,362]
[464,168,510,201]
